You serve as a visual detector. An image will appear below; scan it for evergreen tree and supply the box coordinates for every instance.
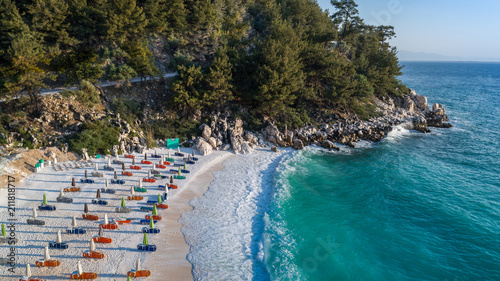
[164,0,188,33]
[27,0,77,50]
[3,32,52,109]
[171,65,206,116]
[205,49,233,109]
[107,0,148,44]
[0,0,29,64]
[123,39,158,81]
[137,0,168,34]
[252,17,305,121]
[330,0,363,41]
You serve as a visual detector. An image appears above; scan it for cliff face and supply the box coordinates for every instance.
[194,89,452,154]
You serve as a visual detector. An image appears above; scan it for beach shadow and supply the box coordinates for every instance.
[24,162,35,173]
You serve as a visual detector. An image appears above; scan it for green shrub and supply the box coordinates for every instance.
[110,98,143,125]
[1,114,12,126]
[76,80,101,107]
[14,111,26,118]
[68,120,120,155]
[60,89,76,98]
[350,102,381,120]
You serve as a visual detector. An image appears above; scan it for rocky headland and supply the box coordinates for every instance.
[194,89,452,155]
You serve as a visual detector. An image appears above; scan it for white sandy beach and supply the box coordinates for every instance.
[0,147,233,280]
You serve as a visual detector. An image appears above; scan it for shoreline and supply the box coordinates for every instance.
[144,151,234,280]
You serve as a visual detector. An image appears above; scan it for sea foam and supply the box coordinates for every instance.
[180,148,292,280]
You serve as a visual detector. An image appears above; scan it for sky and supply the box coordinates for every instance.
[316,0,500,61]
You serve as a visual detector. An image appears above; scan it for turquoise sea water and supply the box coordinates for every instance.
[264,62,500,280]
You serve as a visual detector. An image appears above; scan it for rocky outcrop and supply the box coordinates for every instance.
[426,103,452,128]
[195,139,213,156]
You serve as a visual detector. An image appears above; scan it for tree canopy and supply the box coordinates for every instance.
[0,0,406,124]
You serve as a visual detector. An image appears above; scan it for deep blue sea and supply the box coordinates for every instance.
[264,62,500,280]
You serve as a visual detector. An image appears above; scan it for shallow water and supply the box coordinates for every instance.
[264,62,500,280]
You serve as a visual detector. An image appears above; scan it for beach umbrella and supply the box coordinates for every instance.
[177,147,180,153]
[148,170,151,178]
[136,258,141,271]
[96,189,101,198]
[130,186,135,195]
[170,176,173,184]
[72,216,77,228]
[72,178,76,186]
[128,276,132,281]
[152,205,158,216]
[98,225,104,237]
[145,153,147,160]
[178,167,181,175]
[60,188,65,197]
[192,149,195,157]
[157,194,162,204]
[114,171,117,179]
[85,170,88,178]
[115,152,119,160]
[132,158,136,165]
[25,264,32,278]
[95,163,98,171]
[44,246,51,260]
[143,233,148,245]
[184,162,187,170]
[168,150,171,158]
[57,230,62,243]
[121,197,126,208]
[139,179,143,188]
[188,155,191,162]
[104,214,109,225]
[122,163,125,171]
[84,203,88,214]
[105,179,109,188]
[149,217,155,229]
[107,157,111,167]
[33,207,38,219]
[1,223,5,236]
[42,194,48,205]
[77,261,83,275]
[90,239,96,251]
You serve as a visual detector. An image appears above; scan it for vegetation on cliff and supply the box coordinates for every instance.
[0,0,407,152]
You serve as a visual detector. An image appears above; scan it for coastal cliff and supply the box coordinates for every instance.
[194,89,452,155]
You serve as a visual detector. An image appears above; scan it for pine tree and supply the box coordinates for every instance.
[107,0,148,44]
[165,0,188,33]
[252,18,305,120]
[138,0,168,34]
[124,39,158,81]
[205,49,233,109]
[27,0,77,50]
[171,64,206,116]
[0,0,51,107]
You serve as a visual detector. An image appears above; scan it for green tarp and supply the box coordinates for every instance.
[167,138,179,149]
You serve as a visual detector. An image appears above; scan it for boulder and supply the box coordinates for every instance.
[208,137,218,149]
[402,95,416,113]
[322,140,340,151]
[241,142,254,154]
[195,139,213,156]
[432,103,446,116]
[271,146,278,152]
[200,124,212,141]
[292,138,304,150]
[409,89,429,111]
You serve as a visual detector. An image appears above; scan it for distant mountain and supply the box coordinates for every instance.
[398,50,464,62]
[397,50,500,62]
